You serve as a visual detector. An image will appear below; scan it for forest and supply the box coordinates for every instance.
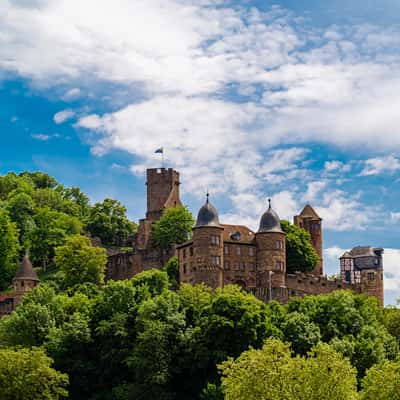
[1,172,400,399]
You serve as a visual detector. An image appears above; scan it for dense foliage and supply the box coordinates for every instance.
[281,220,320,273]
[153,206,194,249]
[0,171,136,287]
[0,210,20,290]
[0,347,69,400]
[1,268,399,399]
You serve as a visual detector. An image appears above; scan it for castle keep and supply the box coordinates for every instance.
[106,168,181,280]
[107,167,384,305]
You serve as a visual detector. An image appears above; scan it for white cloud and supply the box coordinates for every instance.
[360,155,400,176]
[391,212,400,223]
[31,133,50,141]
[324,161,351,173]
[63,87,81,100]
[54,109,75,124]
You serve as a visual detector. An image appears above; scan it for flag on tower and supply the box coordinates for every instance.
[155,147,164,154]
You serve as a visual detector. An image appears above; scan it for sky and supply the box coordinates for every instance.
[1,0,400,304]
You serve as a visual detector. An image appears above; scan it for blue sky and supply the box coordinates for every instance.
[1,0,400,304]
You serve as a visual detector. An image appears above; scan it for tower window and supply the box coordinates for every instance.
[276,240,283,250]
[240,262,245,272]
[183,248,186,258]
[183,264,187,274]
[368,272,375,281]
[211,235,220,246]
[249,262,255,272]
[190,247,193,256]
[234,262,239,271]
[224,245,230,255]
[224,261,230,270]
[276,261,284,271]
[211,256,221,266]
[249,247,255,256]
[236,247,242,256]
[21,281,24,287]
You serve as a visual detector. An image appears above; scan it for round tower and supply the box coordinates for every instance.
[255,200,286,294]
[13,255,40,304]
[191,194,224,288]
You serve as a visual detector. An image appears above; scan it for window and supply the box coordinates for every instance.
[211,235,220,246]
[368,272,375,281]
[190,247,193,256]
[276,261,284,271]
[345,271,351,282]
[249,247,255,256]
[230,232,241,241]
[224,260,230,271]
[249,262,255,272]
[240,262,245,272]
[276,240,283,250]
[211,256,221,266]
[236,246,242,256]
[224,245,230,255]
[234,262,240,271]
[183,264,187,274]
[183,248,186,258]
[374,258,379,265]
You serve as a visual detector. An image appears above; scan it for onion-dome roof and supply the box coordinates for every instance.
[258,199,284,234]
[13,255,40,282]
[195,193,221,228]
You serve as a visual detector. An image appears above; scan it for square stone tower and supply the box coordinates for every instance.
[294,204,323,276]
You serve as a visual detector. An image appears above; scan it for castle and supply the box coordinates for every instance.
[0,167,384,316]
[107,167,384,305]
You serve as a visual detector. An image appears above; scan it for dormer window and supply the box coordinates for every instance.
[230,232,241,241]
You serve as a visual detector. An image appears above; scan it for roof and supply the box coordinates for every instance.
[298,204,322,220]
[221,224,255,244]
[340,246,384,259]
[258,201,284,234]
[194,194,222,228]
[13,255,40,282]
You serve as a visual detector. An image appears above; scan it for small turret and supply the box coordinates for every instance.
[13,254,40,304]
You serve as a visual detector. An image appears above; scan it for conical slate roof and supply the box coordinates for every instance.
[195,194,221,228]
[13,255,40,282]
[258,200,284,234]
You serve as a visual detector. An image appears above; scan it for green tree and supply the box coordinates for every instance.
[27,208,82,270]
[153,206,194,249]
[0,347,69,400]
[6,192,35,243]
[281,220,319,273]
[281,311,321,355]
[361,360,400,400]
[0,210,20,290]
[162,256,180,290]
[55,234,107,288]
[86,198,137,246]
[220,338,358,400]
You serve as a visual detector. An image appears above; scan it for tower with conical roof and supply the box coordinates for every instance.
[255,200,286,297]
[191,193,224,288]
[294,204,323,275]
[12,255,40,305]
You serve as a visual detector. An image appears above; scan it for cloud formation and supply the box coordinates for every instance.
[1,0,400,232]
